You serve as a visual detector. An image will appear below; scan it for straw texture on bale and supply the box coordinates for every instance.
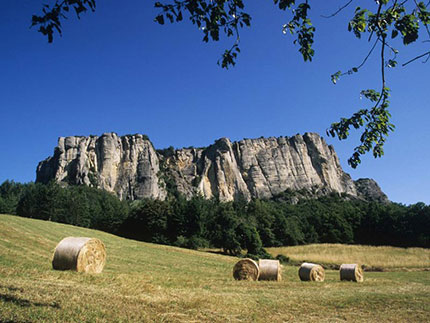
[52,237,106,273]
[233,258,260,281]
[258,259,281,281]
[298,262,325,281]
[340,264,364,282]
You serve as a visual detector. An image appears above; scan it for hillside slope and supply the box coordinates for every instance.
[0,214,428,322]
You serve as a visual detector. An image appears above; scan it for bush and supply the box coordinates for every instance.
[275,254,290,264]
[244,248,273,261]
[186,236,209,250]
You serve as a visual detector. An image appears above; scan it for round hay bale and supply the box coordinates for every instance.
[258,259,281,281]
[233,258,260,281]
[52,237,106,273]
[340,264,364,282]
[298,262,325,282]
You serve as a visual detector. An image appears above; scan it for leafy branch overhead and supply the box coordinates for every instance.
[32,1,429,168]
[31,0,96,43]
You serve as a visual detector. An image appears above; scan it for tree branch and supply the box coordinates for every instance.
[321,0,353,18]
[333,37,378,81]
[357,37,379,70]
[414,0,430,39]
[402,50,430,65]
[374,2,386,109]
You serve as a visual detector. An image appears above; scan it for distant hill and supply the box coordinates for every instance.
[36,132,388,203]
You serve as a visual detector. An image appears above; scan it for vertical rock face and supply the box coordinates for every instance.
[36,133,166,200]
[164,133,357,201]
[37,132,387,202]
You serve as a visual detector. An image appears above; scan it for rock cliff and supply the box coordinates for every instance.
[36,132,388,203]
[36,133,166,200]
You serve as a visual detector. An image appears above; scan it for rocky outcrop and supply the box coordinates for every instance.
[36,133,166,200]
[354,178,389,203]
[36,132,387,202]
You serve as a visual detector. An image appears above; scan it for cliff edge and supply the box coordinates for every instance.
[36,132,388,203]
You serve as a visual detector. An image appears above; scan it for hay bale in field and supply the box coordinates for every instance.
[258,259,281,281]
[233,258,260,281]
[340,264,364,282]
[52,237,106,273]
[298,262,325,282]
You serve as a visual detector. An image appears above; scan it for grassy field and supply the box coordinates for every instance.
[267,244,430,271]
[0,214,429,322]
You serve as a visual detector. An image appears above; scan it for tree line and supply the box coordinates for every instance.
[1,180,428,257]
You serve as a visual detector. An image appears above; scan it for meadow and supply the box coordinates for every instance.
[267,244,430,270]
[0,214,429,322]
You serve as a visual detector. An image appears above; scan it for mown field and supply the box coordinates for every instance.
[267,244,430,271]
[0,214,429,322]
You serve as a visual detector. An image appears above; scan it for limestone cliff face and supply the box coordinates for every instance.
[163,133,359,201]
[37,132,387,202]
[36,133,166,200]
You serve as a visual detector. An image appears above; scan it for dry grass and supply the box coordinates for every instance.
[1,214,429,322]
[267,244,430,270]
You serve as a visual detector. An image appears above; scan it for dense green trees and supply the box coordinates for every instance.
[1,180,429,253]
[15,182,128,233]
[0,180,26,215]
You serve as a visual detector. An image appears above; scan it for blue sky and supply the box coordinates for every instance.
[1,1,429,204]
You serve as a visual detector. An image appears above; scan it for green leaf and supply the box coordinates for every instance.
[154,15,164,25]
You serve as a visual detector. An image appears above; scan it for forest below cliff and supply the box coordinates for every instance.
[1,180,429,257]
